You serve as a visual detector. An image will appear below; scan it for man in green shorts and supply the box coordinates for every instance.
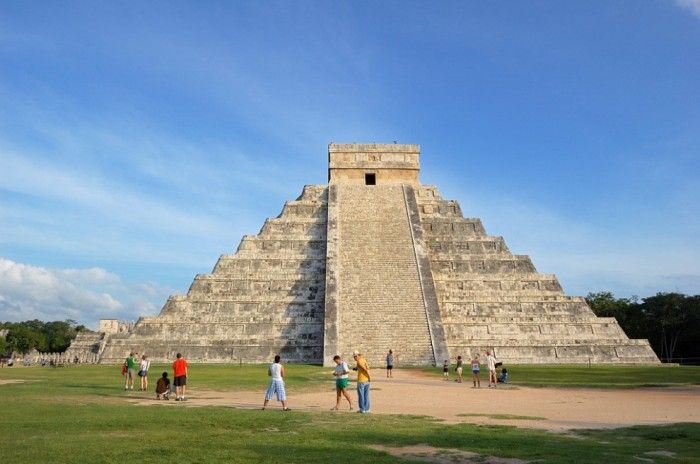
[332,355,353,411]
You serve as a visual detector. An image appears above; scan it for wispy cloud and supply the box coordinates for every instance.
[676,0,700,18]
[0,258,172,328]
[0,85,315,270]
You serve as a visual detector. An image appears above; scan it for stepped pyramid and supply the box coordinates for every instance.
[96,143,659,366]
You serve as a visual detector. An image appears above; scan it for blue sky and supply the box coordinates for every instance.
[1,1,699,328]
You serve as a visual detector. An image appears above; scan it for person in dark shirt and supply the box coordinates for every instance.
[155,372,171,400]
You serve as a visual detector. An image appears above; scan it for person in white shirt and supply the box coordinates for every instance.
[139,355,151,391]
[485,350,498,388]
[262,355,290,411]
[331,355,353,411]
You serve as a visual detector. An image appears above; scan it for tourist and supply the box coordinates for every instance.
[455,355,463,383]
[139,354,151,391]
[470,354,481,388]
[352,350,371,413]
[498,367,509,384]
[386,349,394,378]
[262,354,290,411]
[172,352,188,401]
[331,354,353,411]
[485,350,497,388]
[124,352,138,390]
[155,372,171,400]
[442,359,449,381]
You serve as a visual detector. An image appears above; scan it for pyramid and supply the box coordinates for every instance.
[95,144,659,366]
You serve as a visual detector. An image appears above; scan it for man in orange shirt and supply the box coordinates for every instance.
[172,352,188,401]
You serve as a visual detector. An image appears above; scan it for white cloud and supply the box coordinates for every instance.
[676,0,700,18]
[0,258,173,328]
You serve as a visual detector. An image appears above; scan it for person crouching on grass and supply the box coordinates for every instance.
[332,355,353,411]
[262,355,290,411]
[155,372,171,400]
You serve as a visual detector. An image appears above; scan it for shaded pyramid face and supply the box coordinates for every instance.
[96,144,659,366]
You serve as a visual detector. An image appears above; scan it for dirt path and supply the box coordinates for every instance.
[130,370,700,431]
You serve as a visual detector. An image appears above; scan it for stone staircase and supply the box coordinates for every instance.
[99,185,328,364]
[416,185,659,363]
[329,183,436,366]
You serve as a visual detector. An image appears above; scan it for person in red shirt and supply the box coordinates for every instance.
[172,353,188,401]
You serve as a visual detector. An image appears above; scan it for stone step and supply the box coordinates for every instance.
[331,183,436,366]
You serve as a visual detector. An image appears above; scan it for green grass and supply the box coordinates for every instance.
[457,413,547,421]
[1,364,699,463]
[422,364,700,388]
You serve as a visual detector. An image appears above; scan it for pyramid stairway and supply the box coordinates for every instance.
[328,183,437,366]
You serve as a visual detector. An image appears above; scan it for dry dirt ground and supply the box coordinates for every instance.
[130,370,700,431]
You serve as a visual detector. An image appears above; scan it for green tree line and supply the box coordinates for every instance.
[586,292,700,364]
[0,320,86,357]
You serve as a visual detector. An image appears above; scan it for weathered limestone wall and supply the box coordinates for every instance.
[99,185,328,364]
[328,143,420,184]
[63,331,103,363]
[415,185,659,363]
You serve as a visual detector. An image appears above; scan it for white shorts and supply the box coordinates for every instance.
[265,380,286,401]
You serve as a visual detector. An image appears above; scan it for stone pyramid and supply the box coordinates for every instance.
[96,144,659,366]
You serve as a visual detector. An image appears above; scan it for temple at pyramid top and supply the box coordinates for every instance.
[71,142,659,367]
[328,143,421,184]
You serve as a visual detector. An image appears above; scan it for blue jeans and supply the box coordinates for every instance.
[357,381,370,412]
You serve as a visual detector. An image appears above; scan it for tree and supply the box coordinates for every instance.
[0,319,84,354]
[641,293,692,362]
[0,337,9,357]
[587,291,700,364]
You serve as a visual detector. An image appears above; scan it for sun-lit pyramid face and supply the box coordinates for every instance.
[80,143,658,367]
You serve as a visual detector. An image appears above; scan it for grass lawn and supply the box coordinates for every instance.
[421,364,700,388]
[1,364,699,463]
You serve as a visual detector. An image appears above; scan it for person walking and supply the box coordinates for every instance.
[331,355,353,411]
[124,352,138,390]
[263,355,290,411]
[172,352,188,401]
[386,349,394,378]
[485,350,497,388]
[139,354,151,391]
[455,355,464,383]
[470,354,481,388]
[352,350,371,413]
[442,359,450,381]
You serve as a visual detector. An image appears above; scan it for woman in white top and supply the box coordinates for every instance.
[331,354,353,411]
[139,355,150,391]
[485,350,497,388]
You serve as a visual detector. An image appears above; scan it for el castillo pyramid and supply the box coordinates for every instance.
[81,144,658,366]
